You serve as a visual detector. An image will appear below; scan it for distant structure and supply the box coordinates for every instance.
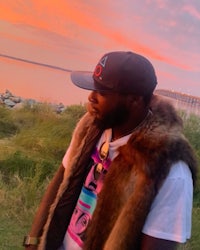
[155,89,200,116]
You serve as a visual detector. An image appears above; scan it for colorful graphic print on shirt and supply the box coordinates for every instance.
[67,146,111,247]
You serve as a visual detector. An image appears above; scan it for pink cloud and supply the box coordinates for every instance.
[182,4,200,20]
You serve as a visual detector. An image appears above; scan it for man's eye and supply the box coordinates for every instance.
[98,91,106,96]
[98,91,110,97]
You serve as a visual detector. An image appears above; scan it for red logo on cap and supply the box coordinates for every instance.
[94,55,108,78]
[94,64,102,77]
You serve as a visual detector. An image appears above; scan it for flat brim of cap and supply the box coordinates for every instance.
[71,71,95,91]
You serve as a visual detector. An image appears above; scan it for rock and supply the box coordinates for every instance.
[56,103,65,113]
[12,102,24,109]
[10,96,21,103]
[0,89,67,113]
[4,99,16,107]
[3,89,13,99]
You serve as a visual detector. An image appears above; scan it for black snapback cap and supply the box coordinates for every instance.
[71,51,157,95]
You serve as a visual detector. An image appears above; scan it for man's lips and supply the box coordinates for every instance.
[87,103,98,115]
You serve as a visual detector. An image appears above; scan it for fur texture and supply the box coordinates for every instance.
[39,95,197,250]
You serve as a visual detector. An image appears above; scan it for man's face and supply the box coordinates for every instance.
[87,91,130,129]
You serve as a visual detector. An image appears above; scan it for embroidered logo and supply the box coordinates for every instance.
[99,55,108,67]
[94,55,108,79]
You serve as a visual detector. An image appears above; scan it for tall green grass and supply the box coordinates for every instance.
[0,103,199,249]
[180,112,200,208]
[0,106,18,138]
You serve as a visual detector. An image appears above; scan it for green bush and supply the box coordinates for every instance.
[0,151,58,185]
[11,104,86,160]
[11,102,57,129]
[180,112,200,207]
[0,106,18,138]
[0,151,35,179]
[182,113,200,153]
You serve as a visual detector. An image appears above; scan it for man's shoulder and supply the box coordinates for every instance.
[168,160,192,180]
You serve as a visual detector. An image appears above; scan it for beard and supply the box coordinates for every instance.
[93,103,130,130]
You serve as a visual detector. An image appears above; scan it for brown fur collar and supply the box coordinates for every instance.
[39,95,197,250]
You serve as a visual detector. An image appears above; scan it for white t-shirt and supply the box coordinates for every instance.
[60,129,193,249]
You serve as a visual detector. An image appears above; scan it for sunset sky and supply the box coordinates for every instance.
[0,0,200,105]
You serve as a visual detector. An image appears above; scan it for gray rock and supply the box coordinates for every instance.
[4,99,16,107]
[3,89,13,99]
[0,90,66,112]
[10,96,21,103]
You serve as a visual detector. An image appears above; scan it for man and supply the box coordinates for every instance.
[24,51,197,250]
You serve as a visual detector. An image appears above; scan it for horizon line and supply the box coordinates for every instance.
[0,53,72,72]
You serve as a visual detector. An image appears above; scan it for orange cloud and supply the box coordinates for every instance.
[0,1,194,71]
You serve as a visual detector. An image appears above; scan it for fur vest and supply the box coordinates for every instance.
[39,95,197,250]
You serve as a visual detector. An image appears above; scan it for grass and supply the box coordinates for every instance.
[0,103,199,249]
[0,173,48,249]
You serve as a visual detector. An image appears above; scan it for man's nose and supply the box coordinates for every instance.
[88,91,97,103]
